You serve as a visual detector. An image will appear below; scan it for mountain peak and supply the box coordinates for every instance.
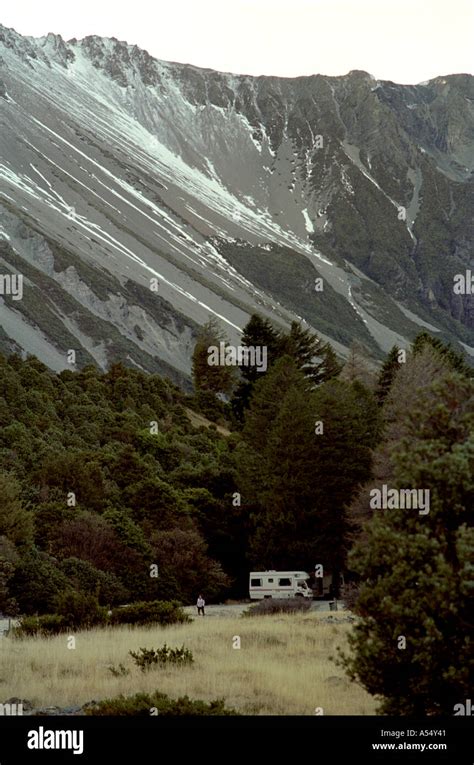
[347,69,376,80]
[38,31,74,65]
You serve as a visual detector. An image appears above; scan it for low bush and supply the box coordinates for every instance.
[14,614,67,637]
[107,663,130,677]
[243,597,312,617]
[129,644,193,671]
[14,591,107,637]
[110,600,189,627]
[85,691,237,716]
[14,598,189,636]
[53,590,107,629]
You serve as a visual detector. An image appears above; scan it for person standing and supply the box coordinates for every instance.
[196,594,205,616]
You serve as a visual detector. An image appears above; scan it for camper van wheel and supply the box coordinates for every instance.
[295,593,304,598]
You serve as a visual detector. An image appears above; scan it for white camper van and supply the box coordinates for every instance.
[249,571,313,600]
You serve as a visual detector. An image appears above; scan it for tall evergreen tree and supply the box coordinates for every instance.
[236,356,309,500]
[250,382,320,567]
[231,314,282,419]
[239,314,282,383]
[280,322,342,385]
[232,317,342,419]
[411,331,472,377]
[340,341,375,387]
[376,345,402,405]
[238,363,376,573]
[192,317,236,395]
[320,343,343,382]
[341,369,474,715]
[348,345,455,547]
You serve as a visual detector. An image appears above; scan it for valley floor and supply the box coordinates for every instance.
[0,612,377,715]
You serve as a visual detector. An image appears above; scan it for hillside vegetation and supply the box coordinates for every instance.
[0,319,472,716]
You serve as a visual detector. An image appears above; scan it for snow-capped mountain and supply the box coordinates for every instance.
[0,25,473,384]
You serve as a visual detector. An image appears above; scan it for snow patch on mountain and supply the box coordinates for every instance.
[302,208,314,233]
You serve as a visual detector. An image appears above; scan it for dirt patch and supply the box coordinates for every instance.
[183,603,249,619]
[184,408,231,436]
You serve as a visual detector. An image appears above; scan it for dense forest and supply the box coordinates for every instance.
[0,354,241,614]
[0,316,472,647]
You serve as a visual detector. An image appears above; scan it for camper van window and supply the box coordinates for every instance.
[297,580,307,587]
[250,578,262,587]
[278,578,291,586]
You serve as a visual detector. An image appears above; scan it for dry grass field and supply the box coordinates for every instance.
[0,612,378,715]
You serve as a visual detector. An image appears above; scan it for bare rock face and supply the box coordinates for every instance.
[0,23,472,379]
[41,32,75,67]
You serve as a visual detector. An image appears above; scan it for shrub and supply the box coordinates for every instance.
[85,691,237,716]
[59,557,129,606]
[110,600,190,627]
[243,597,312,617]
[107,663,129,677]
[14,614,67,637]
[14,591,107,637]
[130,644,193,671]
[53,590,107,629]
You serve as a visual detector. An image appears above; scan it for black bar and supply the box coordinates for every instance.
[0,715,472,763]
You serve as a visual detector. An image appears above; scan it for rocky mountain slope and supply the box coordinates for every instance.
[0,25,473,384]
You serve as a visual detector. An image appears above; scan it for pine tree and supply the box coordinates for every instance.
[279,322,342,385]
[238,365,376,573]
[231,314,282,419]
[235,356,308,501]
[250,382,320,567]
[231,316,342,419]
[340,341,375,387]
[411,331,472,378]
[239,314,282,383]
[340,369,474,715]
[376,345,402,404]
[320,342,343,382]
[191,317,236,395]
[348,344,456,548]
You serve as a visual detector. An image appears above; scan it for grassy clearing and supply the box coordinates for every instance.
[184,407,231,436]
[0,613,377,715]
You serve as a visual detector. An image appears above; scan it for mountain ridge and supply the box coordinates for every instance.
[0,23,472,382]
[2,23,470,84]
